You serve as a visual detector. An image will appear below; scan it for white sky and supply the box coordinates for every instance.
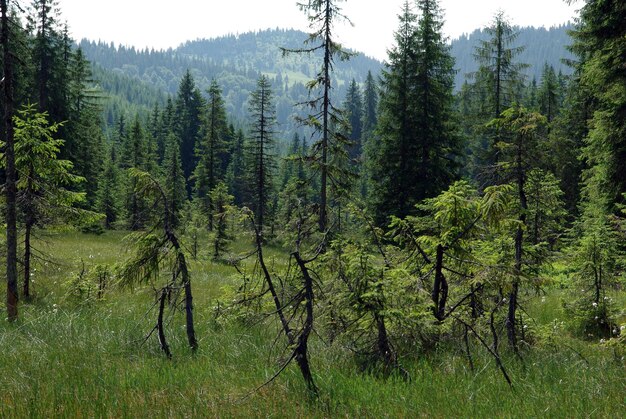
[56,0,580,60]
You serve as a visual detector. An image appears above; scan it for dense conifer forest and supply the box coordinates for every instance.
[0,0,624,416]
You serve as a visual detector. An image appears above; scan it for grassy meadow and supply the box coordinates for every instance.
[0,230,624,417]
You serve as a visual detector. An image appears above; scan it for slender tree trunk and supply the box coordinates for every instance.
[293,250,318,396]
[163,190,197,352]
[157,288,172,358]
[23,223,33,298]
[183,273,197,352]
[2,0,19,321]
[318,1,332,233]
[432,244,448,321]
[507,145,527,351]
[374,312,395,371]
[252,217,294,343]
[174,239,197,352]
[37,0,49,112]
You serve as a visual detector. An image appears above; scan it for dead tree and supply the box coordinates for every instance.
[237,206,322,397]
[119,169,197,355]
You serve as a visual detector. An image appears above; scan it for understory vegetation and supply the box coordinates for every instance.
[1,0,625,416]
[0,231,624,417]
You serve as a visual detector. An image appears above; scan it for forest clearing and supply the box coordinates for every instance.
[1,230,624,417]
[1,0,625,416]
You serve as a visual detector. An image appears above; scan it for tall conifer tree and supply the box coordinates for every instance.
[246,75,277,234]
[370,0,458,226]
[283,0,353,232]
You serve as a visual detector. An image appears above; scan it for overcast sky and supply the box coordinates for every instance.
[57,0,580,60]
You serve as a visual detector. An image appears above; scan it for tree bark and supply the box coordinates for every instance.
[2,0,19,321]
[158,288,172,359]
[293,250,318,396]
[432,244,448,321]
[23,223,33,298]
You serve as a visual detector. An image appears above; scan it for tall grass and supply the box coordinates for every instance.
[0,231,624,417]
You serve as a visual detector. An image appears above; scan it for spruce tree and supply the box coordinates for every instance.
[174,70,205,195]
[194,79,228,230]
[370,0,458,226]
[162,133,186,229]
[225,128,246,206]
[96,144,121,229]
[572,0,626,211]
[246,75,277,234]
[9,104,87,297]
[538,63,560,125]
[282,0,353,232]
[123,116,148,230]
[362,70,378,142]
[2,0,19,321]
[344,79,363,162]
[469,11,527,182]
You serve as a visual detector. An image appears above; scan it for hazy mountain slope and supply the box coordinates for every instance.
[451,24,575,88]
[81,25,575,136]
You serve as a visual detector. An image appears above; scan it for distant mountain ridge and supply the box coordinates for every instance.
[81,25,575,135]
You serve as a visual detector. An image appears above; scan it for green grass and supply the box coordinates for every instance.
[0,230,624,417]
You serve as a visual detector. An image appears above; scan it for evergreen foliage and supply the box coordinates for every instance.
[246,75,277,234]
[369,0,459,226]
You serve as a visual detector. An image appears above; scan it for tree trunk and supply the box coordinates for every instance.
[293,250,318,396]
[23,223,33,298]
[157,288,172,359]
[507,145,527,351]
[2,0,19,321]
[183,275,198,352]
[432,244,448,321]
[374,312,395,371]
[253,217,294,343]
[318,1,332,233]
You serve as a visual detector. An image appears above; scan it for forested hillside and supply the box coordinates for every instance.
[80,29,382,139]
[82,25,574,137]
[1,0,624,417]
[451,23,574,88]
